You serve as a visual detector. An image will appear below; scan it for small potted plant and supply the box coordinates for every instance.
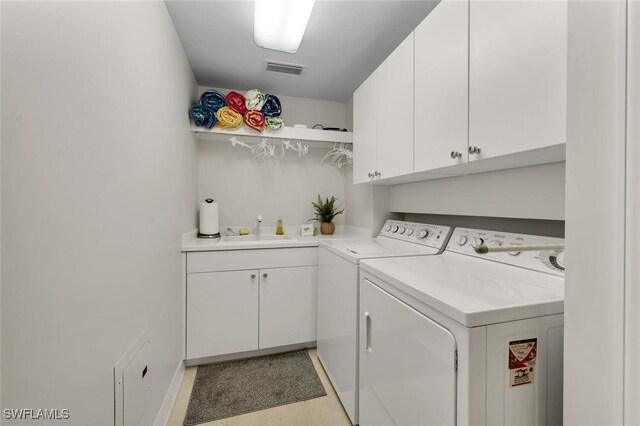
[310,195,344,235]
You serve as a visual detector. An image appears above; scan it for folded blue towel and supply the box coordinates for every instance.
[189,105,217,129]
[199,90,226,111]
[261,94,282,117]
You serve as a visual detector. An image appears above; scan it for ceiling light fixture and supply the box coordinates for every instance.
[254,0,316,54]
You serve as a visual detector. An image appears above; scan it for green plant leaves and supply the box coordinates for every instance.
[310,194,344,223]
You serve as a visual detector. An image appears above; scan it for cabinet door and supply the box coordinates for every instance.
[469,0,567,161]
[376,33,415,180]
[360,279,457,426]
[259,266,318,349]
[186,270,259,359]
[353,72,378,184]
[414,0,469,172]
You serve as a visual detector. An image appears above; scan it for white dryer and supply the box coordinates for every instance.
[358,228,565,426]
[317,220,452,425]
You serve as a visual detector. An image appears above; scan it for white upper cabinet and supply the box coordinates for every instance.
[468,0,567,161]
[414,0,469,172]
[353,70,378,184]
[353,33,414,184]
[352,0,567,184]
[376,33,415,180]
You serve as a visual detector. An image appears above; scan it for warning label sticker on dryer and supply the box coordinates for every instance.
[508,338,537,387]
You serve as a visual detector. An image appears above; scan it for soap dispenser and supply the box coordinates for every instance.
[276,216,284,235]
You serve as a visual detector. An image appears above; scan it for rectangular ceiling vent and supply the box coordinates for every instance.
[265,61,306,76]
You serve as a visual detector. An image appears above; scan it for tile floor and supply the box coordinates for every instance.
[166,348,352,426]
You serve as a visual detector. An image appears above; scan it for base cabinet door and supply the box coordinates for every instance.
[259,266,318,349]
[187,270,259,359]
[359,279,457,426]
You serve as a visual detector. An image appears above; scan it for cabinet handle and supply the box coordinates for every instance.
[251,274,256,279]
[368,172,374,178]
[450,150,462,159]
[262,273,268,279]
[468,145,482,155]
[374,171,381,177]
[365,312,372,352]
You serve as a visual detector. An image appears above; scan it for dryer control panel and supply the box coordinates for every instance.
[447,228,565,276]
[379,220,452,250]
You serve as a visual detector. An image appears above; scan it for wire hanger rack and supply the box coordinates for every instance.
[229,136,350,167]
[321,143,353,168]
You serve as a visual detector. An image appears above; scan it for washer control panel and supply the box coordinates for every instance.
[379,220,452,250]
[447,228,565,276]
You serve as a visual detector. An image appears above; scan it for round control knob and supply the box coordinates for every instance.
[406,229,414,236]
[457,235,468,246]
[471,237,485,248]
[385,224,392,232]
[548,250,565,271]
[392,225,399,233]
[399,227,406,235]
[418,229,429,239]
[508,243,522,256]
[488,241,502,247]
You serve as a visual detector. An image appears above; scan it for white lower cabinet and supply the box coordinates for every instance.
[186,252,318,361]
[187,270,259,359]
[259,266,317,348]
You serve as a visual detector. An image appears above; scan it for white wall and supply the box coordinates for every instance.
[0,0,3,409]
[197,85,348,230]
[1,2,197,424]
[626,2,640,423]
[564,1,627,424]
[198,142,346,229]
[388,162,566,221]
[343,164,374,230]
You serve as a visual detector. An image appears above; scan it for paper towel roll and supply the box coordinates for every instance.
[199,199,220,236]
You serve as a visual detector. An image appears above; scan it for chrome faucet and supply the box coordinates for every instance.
[253,215,263,236]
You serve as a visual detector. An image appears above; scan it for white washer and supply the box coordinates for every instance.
[358,228,565,426]
[317,220,453,425]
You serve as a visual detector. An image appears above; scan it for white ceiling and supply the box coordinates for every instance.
[165,0,439,102]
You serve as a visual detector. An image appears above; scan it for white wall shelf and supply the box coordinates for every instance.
[192,125,353,147]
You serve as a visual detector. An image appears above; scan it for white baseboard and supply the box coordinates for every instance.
[153,360,185,426]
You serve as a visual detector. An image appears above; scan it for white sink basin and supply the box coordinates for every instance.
[219,235,292,244]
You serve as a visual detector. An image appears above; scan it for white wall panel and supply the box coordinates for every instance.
[625,1,640,424]
[565,1,627,424]
[389,162,566,220]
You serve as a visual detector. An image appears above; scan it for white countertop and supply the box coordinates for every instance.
[182,226,370,252]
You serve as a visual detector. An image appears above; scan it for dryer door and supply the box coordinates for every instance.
[360,279,457,426]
